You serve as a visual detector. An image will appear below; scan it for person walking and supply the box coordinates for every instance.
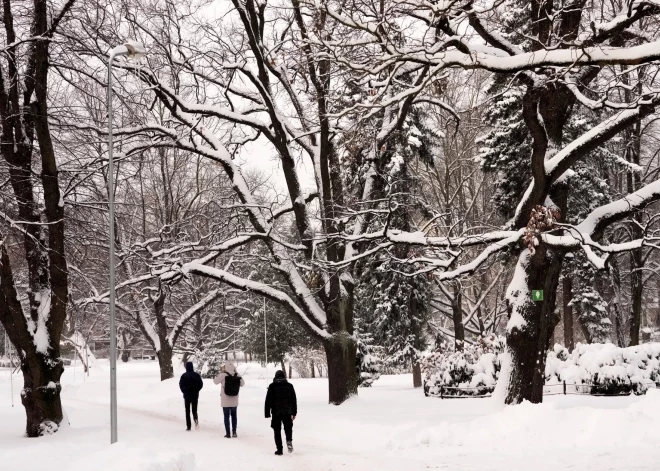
[179,361,204,431]
[214,362,245,438]
[265,370,297,455]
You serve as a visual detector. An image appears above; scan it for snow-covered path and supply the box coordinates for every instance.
[1,361,660,470]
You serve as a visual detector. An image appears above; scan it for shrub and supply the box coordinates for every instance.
[421,334,505,397]
[545,342,660,395]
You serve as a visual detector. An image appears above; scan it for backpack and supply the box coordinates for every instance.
[224,373,241,396]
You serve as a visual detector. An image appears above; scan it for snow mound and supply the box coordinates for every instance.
[388,394,660,455]
[65,443,196,471]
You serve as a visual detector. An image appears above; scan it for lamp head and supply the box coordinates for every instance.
[109,41,147,59]
[124,41,147,59]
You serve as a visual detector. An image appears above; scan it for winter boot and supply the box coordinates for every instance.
[195,420,199,430]
[224,433,231,438]
[274,450,283,456]
[287,441,293,453]
[232,431,237,438]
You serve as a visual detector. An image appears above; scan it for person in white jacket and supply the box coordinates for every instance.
[213,362,245,438]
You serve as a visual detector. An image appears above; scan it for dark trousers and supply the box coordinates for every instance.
[184,397,198,430]
[271,414,293,451]
[223,406,237,434]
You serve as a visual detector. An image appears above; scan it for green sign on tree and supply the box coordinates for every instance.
[532,290,544,301]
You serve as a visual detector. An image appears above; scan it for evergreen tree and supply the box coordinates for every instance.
[561,112,615,344]
[479,82,531,220]
[355,328,381,387]
[355,133,432,386]
[478,3,617,345]
[242,302,308,375]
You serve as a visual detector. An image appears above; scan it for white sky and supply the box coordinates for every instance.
[237,135,318,197]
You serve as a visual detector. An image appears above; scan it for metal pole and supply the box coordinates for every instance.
[107,53,118,444]
[85,337,89,380]
[264,296,267,378]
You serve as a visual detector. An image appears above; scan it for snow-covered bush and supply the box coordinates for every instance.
[421,334,505,397]
[423,338,660,397]
[194,348,226,379]
[546,343,660,395]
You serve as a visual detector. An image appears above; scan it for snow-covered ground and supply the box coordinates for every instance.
[1,360,659,470]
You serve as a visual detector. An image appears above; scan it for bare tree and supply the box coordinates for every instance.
[0,0,76,436]
[70,0,455,403]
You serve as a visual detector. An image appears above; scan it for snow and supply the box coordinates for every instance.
[32,289,52,354]
[409,39,660,71]
[66,443,195,471]
[2,361,660,470]
[577,179,660,235]
[505,250,531,333]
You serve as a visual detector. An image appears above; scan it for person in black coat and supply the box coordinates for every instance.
[179,361,204,431]
[265,370,297,455]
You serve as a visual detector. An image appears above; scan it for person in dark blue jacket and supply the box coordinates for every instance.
[179,362,204,431]
[265,370,297,455]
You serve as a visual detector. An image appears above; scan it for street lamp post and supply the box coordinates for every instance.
[107,42,146,444]
[264,296,267,378]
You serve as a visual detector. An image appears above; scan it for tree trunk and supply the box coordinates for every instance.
[625,68,644,346]
[120,330,130,362]
[0,0,72,436]
[575,295,593,344]
[281,359,287,378]
[323,333,358,404]
[311,359,315,378]
[1,240,67,437]
[152,285,174,381]
[610,259,627,347]
[412,362,422,388]
[451,283,465,351]
[504,248,563,404]
[562,276,574,351]
[288,363,292,378]
[21,352,65,436]
[157,343,174,381]
[629,246,644,346]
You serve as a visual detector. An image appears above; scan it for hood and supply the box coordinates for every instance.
[274,370,286,380]
[185,362,194,372]
[223,362,236,375]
